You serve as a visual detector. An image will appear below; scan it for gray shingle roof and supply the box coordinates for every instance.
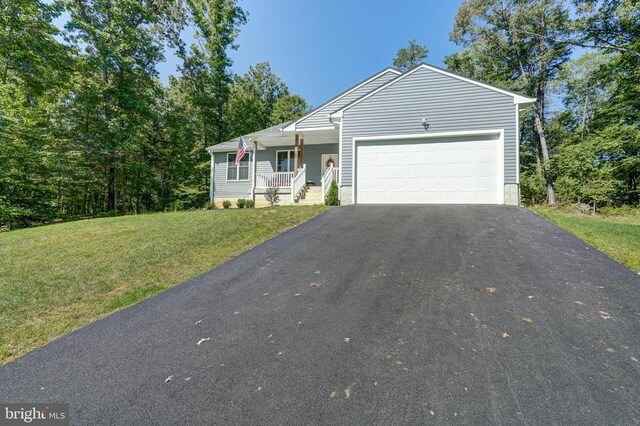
[329,63,535,116]
[206,120,294,152]
[283,67,401,130]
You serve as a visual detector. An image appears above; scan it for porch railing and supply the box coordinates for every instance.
[256,171,294,188]
[291,164,306,203]
[321,166,340,201]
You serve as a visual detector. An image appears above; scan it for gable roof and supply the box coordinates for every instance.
[330,63,536,118]
[206,68,404,153]
[206,120,294,153]
[283,67,401,131]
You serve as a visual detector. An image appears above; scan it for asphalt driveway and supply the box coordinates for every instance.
[1,206,639,424]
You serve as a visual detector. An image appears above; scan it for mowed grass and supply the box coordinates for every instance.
[0,206,327,365]
[535,207,640,272]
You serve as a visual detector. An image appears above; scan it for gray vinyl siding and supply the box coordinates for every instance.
[304,143,339,183]
[340,67,518,187]
[212,152,253,199]
[296,70,399,130]
[212,144,339,199]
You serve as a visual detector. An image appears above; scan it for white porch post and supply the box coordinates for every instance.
[294,133,299,177]
[251,140,258,203]
[209,151,215,205]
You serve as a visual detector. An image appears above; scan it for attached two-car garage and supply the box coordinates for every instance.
[355,132,504,204]
[331,64,533,206]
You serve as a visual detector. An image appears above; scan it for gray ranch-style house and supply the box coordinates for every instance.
[206,63,535,207]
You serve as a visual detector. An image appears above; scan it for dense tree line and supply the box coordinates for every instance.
[445,0,639,208]
[2,1,638,229]
[0,0,307,228]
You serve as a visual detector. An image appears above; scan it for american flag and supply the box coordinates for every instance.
[235,136,249,165]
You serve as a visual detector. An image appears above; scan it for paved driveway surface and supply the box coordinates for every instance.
[1,206,640,425]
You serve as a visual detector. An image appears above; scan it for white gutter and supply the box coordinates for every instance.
[209,151,215,205]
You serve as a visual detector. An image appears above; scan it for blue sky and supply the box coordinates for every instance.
[159,0,465,107]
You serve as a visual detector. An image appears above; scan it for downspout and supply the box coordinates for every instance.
[515,103,520,186]
[209,150,215,206]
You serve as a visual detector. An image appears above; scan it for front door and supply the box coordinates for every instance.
[321,154,339,176]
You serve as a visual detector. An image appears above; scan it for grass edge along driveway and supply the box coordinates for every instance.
[534,207,640,273]
[0,206,327,365]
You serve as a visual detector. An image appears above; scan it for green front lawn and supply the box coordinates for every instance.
[534,207,640,273]
[0,206,327,365]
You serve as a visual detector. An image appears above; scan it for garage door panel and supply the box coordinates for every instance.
[424,191,442,203]
[397,190,412,203]
[356,135,501,204]
[459,162,478,176]
[458,176,476,188]
[476,148,495,162]
[406,179,423,191]
[406,194,423,204]
[458,190,474,201]
[423,177,441,188]
[442,164,459,177]
[407,151,424,165]
[458,149,476,163]
[441,190,460,204]
[475,176,495,188]
[374,177,390,191]
[360,152,377,165]
[423,164,442,177]
[388,151,405,164]
[359,193,375,204]
[441,176,460,189]
[389,164,405,175]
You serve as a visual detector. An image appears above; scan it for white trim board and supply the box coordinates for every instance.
[283,68,401,132]
[225,152,252,182]
[351,129,505,205]
[338,121,343,195]
[331,64,536,118]
[209,153,215,203]
[515,104,520,184]
[275,149,297,173]
[296,125,337,133]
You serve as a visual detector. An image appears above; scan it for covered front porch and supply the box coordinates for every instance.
[253,129,340,203]
[207,124,341,206]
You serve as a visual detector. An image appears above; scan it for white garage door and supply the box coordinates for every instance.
[356,135,502,204]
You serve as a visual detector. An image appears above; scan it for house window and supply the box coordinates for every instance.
[227,153,251,181]
[277,150,298,172]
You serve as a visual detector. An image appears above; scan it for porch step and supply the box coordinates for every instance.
[296,186,324,205]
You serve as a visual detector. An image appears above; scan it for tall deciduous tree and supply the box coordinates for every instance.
[226,62,300,136]
[555,1,639,205]
[446,0,572,205]
[270,95,308,125]
[64,0,180,212]
[581,0,640,126]
[393,39,429,71]
[180,0,246,145]
[0,0,71,226]
[0,0,313,228]
[572,0,640,57]
[552,53,613,135]
[178,0,246,205]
